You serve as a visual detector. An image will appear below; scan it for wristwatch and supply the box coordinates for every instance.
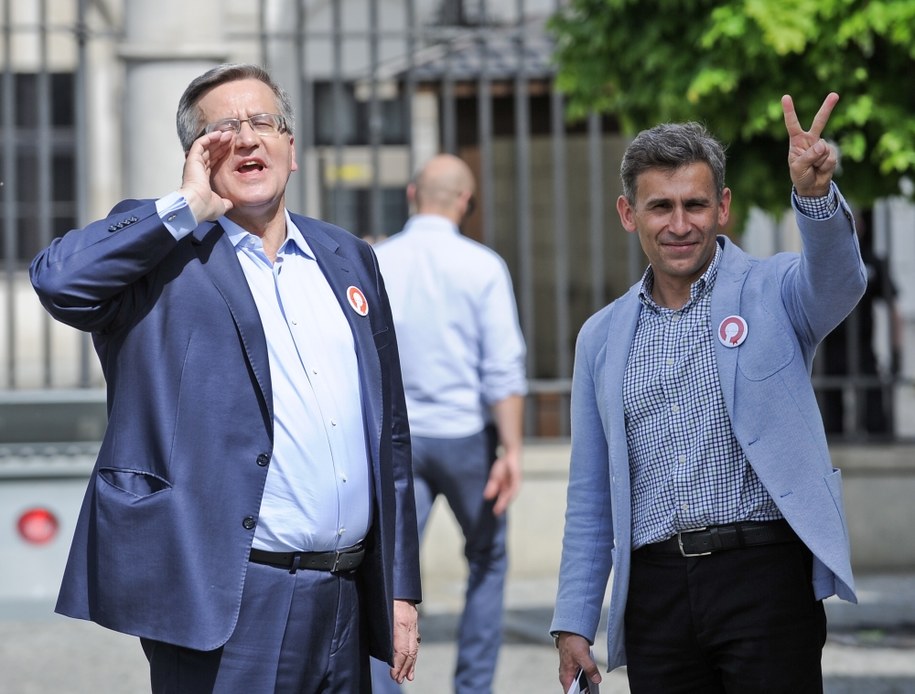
[551,631,562,649]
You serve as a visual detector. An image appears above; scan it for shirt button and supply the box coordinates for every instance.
[666,358,674,366]
[242,516,257,530]
[338,528,346,536]
[678,454,686,464]
[331,419,337,427]
[680,503,689,511]
[671,404,680,414]
[166,214,177,222]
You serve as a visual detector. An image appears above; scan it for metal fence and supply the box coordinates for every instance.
[0,0,907,441]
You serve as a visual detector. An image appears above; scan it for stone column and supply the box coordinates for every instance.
[120,0,228,198]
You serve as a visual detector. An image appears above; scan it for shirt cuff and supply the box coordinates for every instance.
[793,183,838,220]
[156,191,198,240]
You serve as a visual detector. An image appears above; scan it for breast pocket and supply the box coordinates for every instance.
[735,307,796,381]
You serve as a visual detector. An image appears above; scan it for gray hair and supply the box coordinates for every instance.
[620,122,727,204]
[176,63,295,153]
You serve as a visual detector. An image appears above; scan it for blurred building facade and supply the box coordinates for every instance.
[2,0,913,440]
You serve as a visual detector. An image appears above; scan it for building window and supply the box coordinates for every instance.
[0,72,77,264]
[314,81,408,146]
[322,187,409,240]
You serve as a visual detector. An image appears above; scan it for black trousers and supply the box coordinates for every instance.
[624,540,827,694]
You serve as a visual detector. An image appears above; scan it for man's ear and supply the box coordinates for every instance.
[616,195,638,233]
[718,187,732,227]
[289,135,298,173]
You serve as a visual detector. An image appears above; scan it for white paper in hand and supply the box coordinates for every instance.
[566,650,599,694]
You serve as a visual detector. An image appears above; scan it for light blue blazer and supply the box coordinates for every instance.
[551,191,867,671]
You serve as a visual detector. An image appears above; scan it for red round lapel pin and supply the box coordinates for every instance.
[718,315,748,347]
[347,286,369,316]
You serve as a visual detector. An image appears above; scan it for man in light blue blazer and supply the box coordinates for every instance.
[31,64,421,693]
[551,93,866,693]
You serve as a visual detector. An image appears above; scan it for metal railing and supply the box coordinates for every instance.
[1,0,908,441]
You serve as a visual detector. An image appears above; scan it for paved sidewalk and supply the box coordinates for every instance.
[2,440,914,692]
[409,570,915,694]
[2,570,914,693]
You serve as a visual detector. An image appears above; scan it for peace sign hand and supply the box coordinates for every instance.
[782,92,839,198]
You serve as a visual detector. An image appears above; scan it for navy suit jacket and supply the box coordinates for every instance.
[30,199,421,657]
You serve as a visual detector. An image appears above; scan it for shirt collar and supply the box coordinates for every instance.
[639,237,723,312]
[401,214,461,237]
[221,210,315,259]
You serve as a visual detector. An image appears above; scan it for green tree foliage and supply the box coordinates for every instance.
[548,0,915,229]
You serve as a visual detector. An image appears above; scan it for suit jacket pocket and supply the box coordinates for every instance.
[99,467,172,498]
[736,308,796,381]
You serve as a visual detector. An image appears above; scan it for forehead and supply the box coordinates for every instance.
[197,78,278,118]
[635,162,716,202]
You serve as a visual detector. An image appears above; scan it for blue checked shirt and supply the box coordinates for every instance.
[624,186,838,549]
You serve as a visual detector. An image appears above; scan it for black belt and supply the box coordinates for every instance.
[249,543,365,573]
[641,520,798,558]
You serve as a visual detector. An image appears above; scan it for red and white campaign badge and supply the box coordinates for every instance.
[718,315,748,347]
[346,286,369,316]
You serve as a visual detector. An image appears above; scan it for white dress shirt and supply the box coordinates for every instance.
[157,194,371,552]
[374,214,527,438]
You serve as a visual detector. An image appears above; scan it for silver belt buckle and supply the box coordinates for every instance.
[331,550,345,572]
[677,527,712,557]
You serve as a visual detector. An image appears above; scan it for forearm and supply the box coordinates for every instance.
[787,187,866,342]
[491,394,524,456]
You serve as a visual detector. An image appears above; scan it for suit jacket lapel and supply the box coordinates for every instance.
[711,237,750,416]
[292,216,381,439]
[191,222,273,423]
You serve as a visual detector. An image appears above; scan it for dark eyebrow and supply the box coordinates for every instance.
[644,195,712,208]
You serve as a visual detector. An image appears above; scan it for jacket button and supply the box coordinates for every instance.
[242,516,256,530]
[256,453,271,467]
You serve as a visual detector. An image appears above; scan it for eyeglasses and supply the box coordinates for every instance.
[201,113,288,138]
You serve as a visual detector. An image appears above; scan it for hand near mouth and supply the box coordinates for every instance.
[179,130,236,222]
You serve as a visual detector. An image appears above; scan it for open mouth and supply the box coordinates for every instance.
[237,160,265,174]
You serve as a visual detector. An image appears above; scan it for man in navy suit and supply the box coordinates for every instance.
[551,93,866,693]
[31,63,421,693]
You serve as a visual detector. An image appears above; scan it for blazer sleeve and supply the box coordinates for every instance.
[782,187,867,348]
[29,199,179,334]
[370,245,421,600]
[551,314,616,642]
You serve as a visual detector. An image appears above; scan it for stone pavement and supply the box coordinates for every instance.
[1,568,914,693]
[2,439,914,692]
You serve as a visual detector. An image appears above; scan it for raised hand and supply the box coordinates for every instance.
[782,92,839,198]
[178,130,236,222]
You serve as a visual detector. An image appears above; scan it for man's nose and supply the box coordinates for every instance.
[235,120,260,144]
[668,206,690,234]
